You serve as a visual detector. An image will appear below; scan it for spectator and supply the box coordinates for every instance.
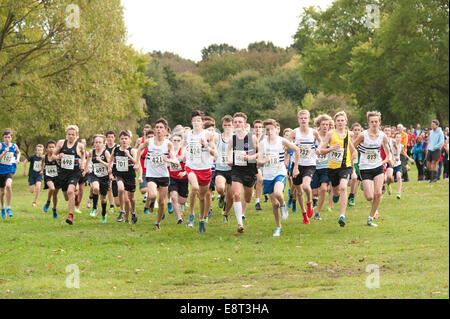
[426,119,445,183]
[412,136,425,181]
[437,139,449,180]
[407,129,416,157]
[397,124,409,182]
[415,124,423,137]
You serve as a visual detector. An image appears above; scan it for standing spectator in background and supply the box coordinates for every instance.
[397,124,409,182]
[437,139,448,180]
[412,136,425,181]
[415,124,423,137]
[407,129,416,157]
[426,120,445,183]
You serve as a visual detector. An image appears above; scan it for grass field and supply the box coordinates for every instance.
[0,163,448,299]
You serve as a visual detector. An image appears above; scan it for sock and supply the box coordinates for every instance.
[313,198,317,207]
[255,198,260,204]
[101,202,107,216]
[46,200,51,205]
[349,193,354,199]
[368,216,373,221]
[179,204,184,212]
[93,194,99,209]
[110,204,114,208]
[233,202,243,225]
[7,206,11,209]
[89,195,93,200]
[167,198,171,204]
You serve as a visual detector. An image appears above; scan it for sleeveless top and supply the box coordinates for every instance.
[169,147,187,180]
[59,140,80,176]
[91,149,109,179]
[294,127,316,166]
[43,154,59,178]
[390,139,403,167]
[328,129,352,169]
[0,143,17,174]
[358,130,385,170]
[261,136,286,180]
[232,133,257,174]
[145,138,170,178]
[215,134,231,172]
[112,147,136,178]
[185,130,211,170]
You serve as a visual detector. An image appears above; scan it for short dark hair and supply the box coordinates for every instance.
[203,121,215,130]
[191,110,204,119]
[2,128,12,137]
[154,118,169,129]
[105,130,115,137]
[432,119,440,126]
[46,139,56,148]
[221,115,233,124]
[233,112,247,122]
[202,116,215,124]
[146,129,154,137]
[119,130,131,138]
[253,120,263,126]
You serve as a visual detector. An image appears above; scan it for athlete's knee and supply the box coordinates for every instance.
[148,193,157,202]
[374,190,382,198]
[191,185,200,194]
[338,185,346,194]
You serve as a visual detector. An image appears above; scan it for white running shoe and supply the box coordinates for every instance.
[273,228,282,237]
[281,204,289,221]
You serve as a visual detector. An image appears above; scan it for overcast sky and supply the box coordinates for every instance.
[121,0,334,62]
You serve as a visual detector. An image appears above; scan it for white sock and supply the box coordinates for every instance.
[167,198,171,204]
[255,198,260,204]
[368,216,373,221]
[233,201,243,225]
[179,204,184,212]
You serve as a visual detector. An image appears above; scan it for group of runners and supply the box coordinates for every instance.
[0,110,446,236]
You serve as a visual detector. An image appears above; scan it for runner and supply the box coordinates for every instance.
[0,128,21,218]
[185,110,216,233]
[138,118,177,230]
[51,125,86,225]
[204,119,218,221]
[311,114,332,220]
[283,128,297,213]
[352,111,393,227]
[41,140,60,219]
[110,130,138,224]
[426,120,445,183]
[214,115,234,223]
[167,132,188,224]
[318,111,356,227]
[105,130,120,214]
[253,120,264,211]
[74,138,88,214]
[258,119,300,237]
[138,129,156,214]
[22,144,44,207]
[348,122,363,207]
[227,112,258,233]
[288,110,322,225]
[85,135,111,223]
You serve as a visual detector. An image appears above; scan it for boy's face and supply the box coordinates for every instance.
[283,130,291,139]
[155,123,166,136]
[171,136,182,148]
[3,134,12,144]
[222,121,233,134]
[368,116,380,129]
[191,116,203,130]
[120,135,130,147]
[320,120,330,132]
[47,143,56,154]
[383,127,391,135]
[395,135,402,143]
[66,129,77,143]
[94,138,104,149]
[334,116,346,129]
[106,134,115,145]
[36,146,44,155]
[265,125,276,137]
[298,114,309,127]
[233,117,245,130]
[206,126,215,134]
[254,123,263,136]
[352,126,362,137]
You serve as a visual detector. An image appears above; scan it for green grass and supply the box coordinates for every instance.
[0,163,448,299]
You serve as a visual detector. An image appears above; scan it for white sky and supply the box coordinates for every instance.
[121,0,334,62]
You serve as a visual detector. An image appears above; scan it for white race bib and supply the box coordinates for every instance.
[149,152,164,168]
[61,154,75,170]
[219,152,228,166]
[330,148,344,164]
[0,152,14,166]
[188,143,202,162]
[265,152,279,169]
[365,150,378,163]
[45,165,58,177]
[234,150,246,166]
[317,153,329,164]
[170,161,182,172]
[115,156,129,172]
[298,145,312,160]
[93,163,108,177]
[33,160,42,172]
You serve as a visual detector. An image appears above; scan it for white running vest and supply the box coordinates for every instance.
[145,138,170,178]
[294,127,316,166]
[359,130,385,170]
[185,130,211,170]
[262,136,287,180]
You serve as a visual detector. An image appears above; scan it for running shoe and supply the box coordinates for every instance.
[237,224,245,233]
[396,194,401,200]
[74,208,82,214]
[108,207,115,215]
[264,195,268,203]
[306,202,314,218]
[255,202,262,211]
[281,204,289,221]
[242,215,246,221]
[131,213,138,225]
[116,211,125,222]
[90,208,98,217]
[32,202,37,208]
[149,201,155,212]
[313,199,318,210]
[218,196,225,209]
[100,215,107,224]
[168,202,173,214]
[302,213,310,225]
[177,218,183,225]
[199,220,206,233]
[348,197,355,207]
[382,184,386,194]
[287,197,293,208]
[144,208,150,215]
[314,212,322,220]
[154,223,160,230]
[86,199,92,209]
[222,214,228,223]
[142,195,147,204]
[6,208,12,217]
[332,195,340,203]
[66,214,73,225]
[292,201,297,213]
[1,208,6,219]
[208,209,212,218]
[187,214,195,227]
[338,215,346,227]
[387,185,392,196]
[367,218,378,227]
[161,213,165,220]
[52,208,58,219]
[155,201,159,208]
[273,227,282,237]
[43,201,50,213]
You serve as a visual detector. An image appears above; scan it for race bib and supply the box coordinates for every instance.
[45,165,58,177]
[93,163,108,177]
[33,160,42,172]
[317,153,329,164]
[330,148,344,164]
[149,152,164,168]
[115,156,129,172]
[170,161,182,172]
[298,145,312,160]
[0,152,14,166]
[234,150,246,166]
[188,143,202,162]
[219,152,228,166]
[265,152,279,169]
[365,150,378,163]
[61,154,75,170]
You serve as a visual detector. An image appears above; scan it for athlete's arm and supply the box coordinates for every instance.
[164,141,177,164]
[318,131,334,154]
[40,157,45,176]
[244,135,258,162]
[22,158,29,176]
[288,130,297,145]
[349,141,357,162]
[104,150,111,167]
[14,145,21,164]
[203,132,217,157]
[78,143,86,172]
[257,141,266,167]
[313,130,323,154]
[85,150,93,174]
[382,135,393,167]
[129,148,138,165]
[282,138,300,177]
[352,133,364,149]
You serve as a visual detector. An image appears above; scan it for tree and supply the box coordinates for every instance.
[201,43,237,61]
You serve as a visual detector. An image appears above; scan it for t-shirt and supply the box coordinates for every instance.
[27,155,43,177]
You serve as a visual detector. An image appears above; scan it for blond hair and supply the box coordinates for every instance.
[314,114,333,128]
[66,125,79,135]
[297,109,310,118]
[366,111,381,122]
[334,111,348,122]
